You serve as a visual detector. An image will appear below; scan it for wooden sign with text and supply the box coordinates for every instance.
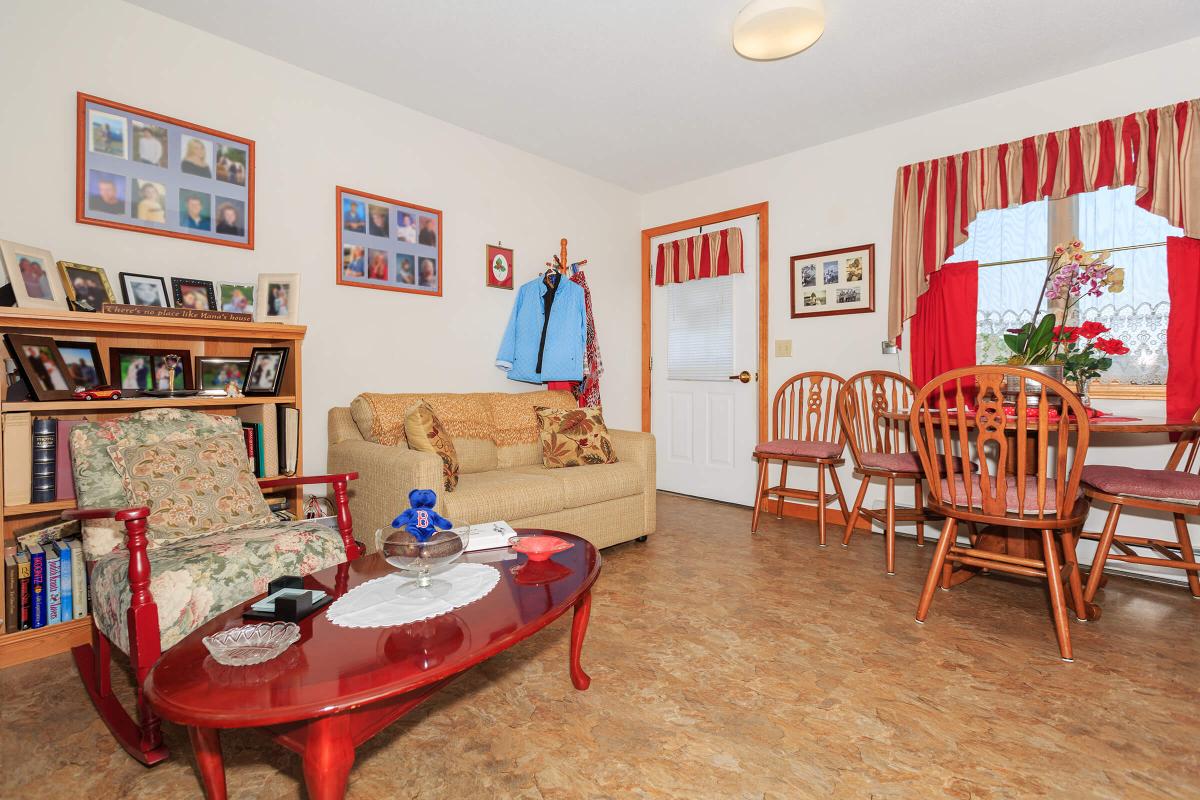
[100,303,252,323]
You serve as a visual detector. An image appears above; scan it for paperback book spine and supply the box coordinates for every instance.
[28,545,46,629]
[56,542,73,622]
[16,552,31,630]
[45,545,61,626]
[31,417,57,504]
[68,540,87,619]
[3,555,16,633]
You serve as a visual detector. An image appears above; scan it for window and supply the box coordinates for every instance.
[951,185,1181,390]
[666,275,733,381]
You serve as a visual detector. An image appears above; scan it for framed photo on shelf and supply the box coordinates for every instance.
[336,186,442,297]
[486,244,514,289]
[56,261,115,312]
[110,348,192,393]
[54,339,107,389]
[254,272,300,324]
[76,93,255,249]
[243,347,288,396]
[0,240,67,310]
[195,356,249,395]
[4,334,76,401]
[218,281,256,314]
[789,243,875,319]
[119,272,171,307]
[171,277,217,310]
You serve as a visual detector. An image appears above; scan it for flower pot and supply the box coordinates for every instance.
[1003,364,1064,408]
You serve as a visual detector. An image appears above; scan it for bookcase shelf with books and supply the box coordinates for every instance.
[0,307,306,668]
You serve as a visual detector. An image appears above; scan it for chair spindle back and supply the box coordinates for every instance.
[837,371,916,469]
[772,371,845,444]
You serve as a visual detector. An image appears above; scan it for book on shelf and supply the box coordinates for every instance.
[44,543,61,626]
[278,406,299,475]
[68,540,86,619]
[27,544,46,629]
[14,519,79,551]
[31,417,57,504]
[16,552,31,630]
[55,541,73,622]
[237,404,279,477]
[3,554,16,633]
[241,424,259,477]
[55,419,85,501]
[3,411,32,506]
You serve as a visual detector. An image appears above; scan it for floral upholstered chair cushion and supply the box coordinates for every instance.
[88,520,347,653]
[108,433,275,544]
[535,406,619,468]
[70,409,245,560]
[404,402,461,491]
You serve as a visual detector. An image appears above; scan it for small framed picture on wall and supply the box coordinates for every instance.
[336,186,442,297]
[486,244,514,289]
[790,243,875,319]
[76,93,255,249]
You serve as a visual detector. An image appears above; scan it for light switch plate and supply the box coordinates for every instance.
[775,339,793,357]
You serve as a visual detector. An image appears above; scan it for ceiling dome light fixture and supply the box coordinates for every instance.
[733,0,825,61]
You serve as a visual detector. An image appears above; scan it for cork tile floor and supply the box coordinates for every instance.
[1,492,1197,799]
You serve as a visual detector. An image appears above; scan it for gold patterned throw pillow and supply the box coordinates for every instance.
[108,433,276,545]
[404,402,460,491]
[535,406,619,469]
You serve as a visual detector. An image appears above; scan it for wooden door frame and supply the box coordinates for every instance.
[640,202,770,442]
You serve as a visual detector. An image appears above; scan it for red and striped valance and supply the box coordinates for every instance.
[654,227,744,286]
[889,97,1200,341]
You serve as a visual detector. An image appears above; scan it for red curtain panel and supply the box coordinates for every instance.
[1167,236,1200,423]
[910,261,979,393]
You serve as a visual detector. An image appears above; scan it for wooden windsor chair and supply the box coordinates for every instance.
[910,366,1092,662]
[1080,405,1200,601]
[751,371,848,545]
[837,370,946,575]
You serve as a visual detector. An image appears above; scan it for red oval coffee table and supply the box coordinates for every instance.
[144,530,600,800]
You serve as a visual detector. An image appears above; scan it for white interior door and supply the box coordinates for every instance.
[650,215,759,504]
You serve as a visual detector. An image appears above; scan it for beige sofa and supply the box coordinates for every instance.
[327,389,656,550]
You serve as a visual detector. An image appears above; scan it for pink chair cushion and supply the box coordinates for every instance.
[858,452,978,475]
[938,475,1082,514]
[754,439,843,460]
[1081,464,1200,504]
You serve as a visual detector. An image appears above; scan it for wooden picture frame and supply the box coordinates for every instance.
[789,243,875,319]
[76,93,255,249]
[54,339,107,389]
[486,244,514,289]
[243,347,289,396]
[56,261,115,312]
[195,356,249,395]
[0,240,67,310]
[109,347,192,393]
[336,186,443,297]
[171,277,217,311]
[4,334,76,401]
[119,271,171,307]
[254,272,300,324]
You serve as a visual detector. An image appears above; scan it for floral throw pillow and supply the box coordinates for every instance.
[535,406,619,469]
[108,433,276,545]
[404,402,460,492]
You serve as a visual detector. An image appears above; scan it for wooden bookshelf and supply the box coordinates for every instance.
[0,307,306,668]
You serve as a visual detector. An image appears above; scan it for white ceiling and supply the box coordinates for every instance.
[129,0,1200,192]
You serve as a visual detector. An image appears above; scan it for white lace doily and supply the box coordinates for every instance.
[326,563,500,629]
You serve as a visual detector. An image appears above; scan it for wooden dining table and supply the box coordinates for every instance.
[880,411,1200,618]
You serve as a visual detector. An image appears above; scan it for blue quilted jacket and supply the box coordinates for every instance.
[496,276,586,383]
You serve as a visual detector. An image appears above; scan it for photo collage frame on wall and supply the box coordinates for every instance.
[789,243,875,319]
[76,93,255,249]
[336,186,442,297]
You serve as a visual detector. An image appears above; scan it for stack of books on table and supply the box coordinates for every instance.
[4,532,88,632]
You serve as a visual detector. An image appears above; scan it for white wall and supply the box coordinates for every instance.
[0,0,641,475]
[641,37,1200,582]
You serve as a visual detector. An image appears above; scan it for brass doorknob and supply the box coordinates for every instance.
[728,371,752,383]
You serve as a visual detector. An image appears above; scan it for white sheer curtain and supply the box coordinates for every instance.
[1074,186,1180,385]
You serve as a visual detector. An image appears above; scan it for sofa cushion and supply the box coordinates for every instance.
[70,409,245,560]
[404,402,460,492]
[109,433,276,545]
[351,392,497,473]
[440,470,564,526]
[535,406,619,468]
[89,520,347,653]
[488,390,578,468]
[509,462,643,507]
[1082,464,1200,504]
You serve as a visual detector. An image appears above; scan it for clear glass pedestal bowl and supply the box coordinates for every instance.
[375,527,467,599]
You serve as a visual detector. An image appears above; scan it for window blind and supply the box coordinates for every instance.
[666,275,734,381]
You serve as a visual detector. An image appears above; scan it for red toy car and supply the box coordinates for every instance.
[72,385,123,401]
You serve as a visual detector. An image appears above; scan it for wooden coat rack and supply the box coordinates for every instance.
[546,237,588,275]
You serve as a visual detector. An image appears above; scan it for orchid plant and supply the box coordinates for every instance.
[1002,240,1129,383]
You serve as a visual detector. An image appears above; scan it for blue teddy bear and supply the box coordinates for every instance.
[391,489,453,542]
